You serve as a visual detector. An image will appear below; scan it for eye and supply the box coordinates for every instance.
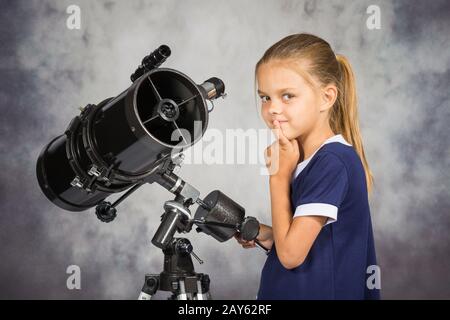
[259,95,270,103]
[282,93,295,102]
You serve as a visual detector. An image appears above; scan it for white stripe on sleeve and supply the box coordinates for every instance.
[293,203,338,226]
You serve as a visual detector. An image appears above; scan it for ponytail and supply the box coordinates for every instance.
[333,54,374,196]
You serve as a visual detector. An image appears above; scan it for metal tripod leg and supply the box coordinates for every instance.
[176,279,189,300]
[194,274,211,300]
[171,275,211,300]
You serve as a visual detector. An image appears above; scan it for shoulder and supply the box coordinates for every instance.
[310,142,360,174]
[307,144,349,174]
[292,144,352,220]
[293,141,362,184]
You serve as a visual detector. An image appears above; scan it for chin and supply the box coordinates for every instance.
[288,129,303,141]
[283,130,296,140]
[281,125,294,137]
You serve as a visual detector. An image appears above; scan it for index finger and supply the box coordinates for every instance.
[272,120,290,146]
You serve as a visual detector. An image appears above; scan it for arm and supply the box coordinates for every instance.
[234,201,324,264]
[265,120,326,269]
[257,223,274,250]
[269,176,326,269]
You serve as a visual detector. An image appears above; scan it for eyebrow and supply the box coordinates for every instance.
[257,88,297,95]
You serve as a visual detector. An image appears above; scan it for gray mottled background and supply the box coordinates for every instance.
[1,0,449,299]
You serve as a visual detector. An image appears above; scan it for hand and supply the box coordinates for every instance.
[264,120,300,181]
[234,232,256,249]
[234,224,274,250]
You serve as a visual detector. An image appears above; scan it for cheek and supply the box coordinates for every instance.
[287,98,319,129]
[261,105,272,126]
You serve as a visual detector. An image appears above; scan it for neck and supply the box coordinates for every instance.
[296,124,335,162]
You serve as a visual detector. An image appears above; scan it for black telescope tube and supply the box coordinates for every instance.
[37,67,218,212]
[36,43,226,213]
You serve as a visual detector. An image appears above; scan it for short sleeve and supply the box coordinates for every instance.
[293,152,349,226]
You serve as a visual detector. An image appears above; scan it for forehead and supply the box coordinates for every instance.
[256,61,309,92]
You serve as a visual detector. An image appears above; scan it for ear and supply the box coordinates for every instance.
[319,84,338,112]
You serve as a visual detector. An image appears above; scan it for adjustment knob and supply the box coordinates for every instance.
[95,201,117,223]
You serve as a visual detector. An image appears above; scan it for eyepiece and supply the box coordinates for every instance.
[131,45,171,82]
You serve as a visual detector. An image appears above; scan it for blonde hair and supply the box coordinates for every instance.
[255,33,374,195]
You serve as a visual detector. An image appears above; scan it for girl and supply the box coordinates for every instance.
[235,33,380,300]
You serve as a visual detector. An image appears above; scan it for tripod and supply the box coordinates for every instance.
[138,237,211,300]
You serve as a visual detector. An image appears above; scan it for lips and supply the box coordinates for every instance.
[271,120,288,129]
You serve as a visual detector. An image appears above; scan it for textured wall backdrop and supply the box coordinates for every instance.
[0,0,449,299]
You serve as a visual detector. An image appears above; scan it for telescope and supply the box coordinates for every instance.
[36,45,267,300]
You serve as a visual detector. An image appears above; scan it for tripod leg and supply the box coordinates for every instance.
[175,279,189,300]
[194,274,212,300]
[138,275,159,300]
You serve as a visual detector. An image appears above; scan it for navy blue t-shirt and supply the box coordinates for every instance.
[257,135,380,300]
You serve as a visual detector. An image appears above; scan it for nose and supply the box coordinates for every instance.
[268,100,283,115]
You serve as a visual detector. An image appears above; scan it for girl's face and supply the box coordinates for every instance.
[257,60,322,140]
